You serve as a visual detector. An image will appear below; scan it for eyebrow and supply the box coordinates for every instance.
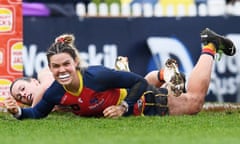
[51,59,72,65]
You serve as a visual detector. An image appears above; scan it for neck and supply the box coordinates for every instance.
[65,71,80,93]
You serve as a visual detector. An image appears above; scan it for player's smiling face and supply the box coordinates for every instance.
[49,52,78,86]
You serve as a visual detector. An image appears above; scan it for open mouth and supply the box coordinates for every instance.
[58,73,70,79]
[27,94,33,102]
[58,73,71,83]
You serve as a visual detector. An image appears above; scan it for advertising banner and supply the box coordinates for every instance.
[23,16,240,103]
[0,0,23,111]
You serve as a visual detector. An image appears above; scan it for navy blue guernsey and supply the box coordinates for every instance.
[19,66,148,119]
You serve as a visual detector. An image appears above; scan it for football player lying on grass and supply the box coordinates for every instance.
[4,28,236,119]
[7,56,186,112]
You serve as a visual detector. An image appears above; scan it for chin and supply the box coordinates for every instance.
[57,79,72,85]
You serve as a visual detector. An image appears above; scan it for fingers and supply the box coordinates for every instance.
[3,96,19,115]
[103,105,124,118]
[103,106,116,118]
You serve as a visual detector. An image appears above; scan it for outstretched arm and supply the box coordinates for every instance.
[4,94,55,120]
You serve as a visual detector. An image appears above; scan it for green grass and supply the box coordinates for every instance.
[1,111,240,144]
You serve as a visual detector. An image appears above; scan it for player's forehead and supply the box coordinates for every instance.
[50,53,73,62]
[11,79,30,92]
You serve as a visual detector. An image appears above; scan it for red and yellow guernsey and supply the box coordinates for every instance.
[19,66,148,119]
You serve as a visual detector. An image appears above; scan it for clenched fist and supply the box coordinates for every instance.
[4,96,20,115]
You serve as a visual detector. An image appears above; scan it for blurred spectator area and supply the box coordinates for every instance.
[23,0,240,17]
[23,0,91,16]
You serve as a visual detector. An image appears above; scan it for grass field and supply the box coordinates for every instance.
[1,110,240,144]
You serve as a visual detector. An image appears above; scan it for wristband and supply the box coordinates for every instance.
[13,106,22,118]
[120,101,129,112]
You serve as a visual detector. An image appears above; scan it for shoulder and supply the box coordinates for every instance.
[38,67,54,89]
[87,65,112,71]
[82,65,115,75]
[81,66,117,84]
[43,81,66,102]
[48,80,63,88]
[37,67,53,80]
[46,81,65,94]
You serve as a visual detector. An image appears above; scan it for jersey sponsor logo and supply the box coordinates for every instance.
[88,97,105,110]
[78,97,83,103]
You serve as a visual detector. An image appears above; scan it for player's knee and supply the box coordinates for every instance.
[188,95,205,115]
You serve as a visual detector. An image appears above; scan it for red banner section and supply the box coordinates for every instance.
[0,0,23,111]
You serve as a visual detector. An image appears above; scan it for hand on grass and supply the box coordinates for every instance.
[4,96,20,115]
[103,105,126,118]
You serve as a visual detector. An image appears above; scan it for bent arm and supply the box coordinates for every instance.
[94,66,149,106]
